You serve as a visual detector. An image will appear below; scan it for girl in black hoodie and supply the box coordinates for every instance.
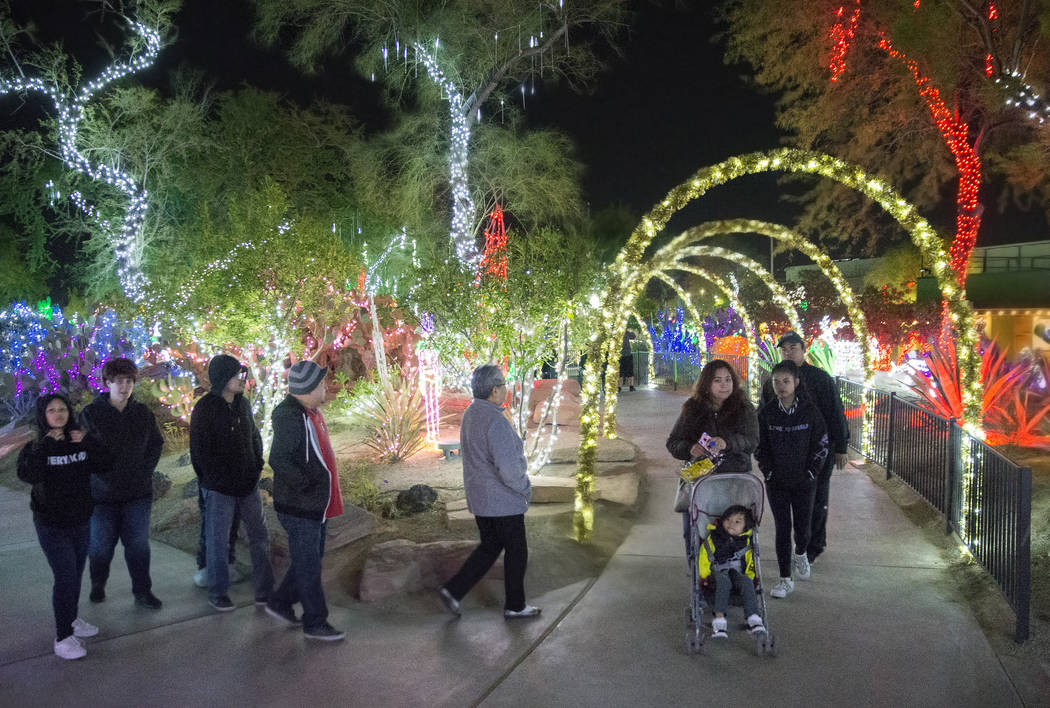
[17,393,106,659]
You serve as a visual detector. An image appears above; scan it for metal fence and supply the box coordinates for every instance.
[838,378,1032,643]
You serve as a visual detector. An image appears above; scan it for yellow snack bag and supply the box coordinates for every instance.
[680,457,715,482]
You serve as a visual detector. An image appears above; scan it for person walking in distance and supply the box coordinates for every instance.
[761,332,848,569]
[78,358,164,610]
[266,360,346,641]
[190,355,274,612]
[438,365,540,620]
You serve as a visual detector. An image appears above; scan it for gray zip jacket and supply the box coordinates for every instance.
[461,399,531,516]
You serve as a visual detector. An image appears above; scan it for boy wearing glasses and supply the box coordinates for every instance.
[438,364,539,619]
[190,355,273,612]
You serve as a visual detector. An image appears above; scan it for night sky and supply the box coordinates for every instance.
[5,0,1042,265]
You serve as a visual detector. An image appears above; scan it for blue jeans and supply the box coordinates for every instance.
[272,513,328,630]
[204,488,274,601]
[89,497,153,595]
[197,486,239,569]
[35,521,90,640]
[713,567,759,617]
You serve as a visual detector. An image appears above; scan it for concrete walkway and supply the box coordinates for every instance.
[0,388,1043,706]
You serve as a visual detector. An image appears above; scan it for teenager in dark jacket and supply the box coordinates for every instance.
[265,360,345,641]
[18,393,105,659]
[78,358,164,609]
[667,359,758,549]
[756,359,829,600]
[761,331,849,564]
[191,354,273,612]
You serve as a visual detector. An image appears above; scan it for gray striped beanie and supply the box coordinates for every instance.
[288,360,327,395]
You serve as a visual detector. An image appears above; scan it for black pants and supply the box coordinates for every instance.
[35,520,89,641]
[444,514,528,612]
[807,456,835,562]
[766,481,816,579]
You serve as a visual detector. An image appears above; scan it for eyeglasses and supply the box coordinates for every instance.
[237,367,249,380]
[494,381,507,387]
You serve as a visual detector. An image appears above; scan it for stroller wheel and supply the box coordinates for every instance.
[685,626,704,655]
[757,631,778,658]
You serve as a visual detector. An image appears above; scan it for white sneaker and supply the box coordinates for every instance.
[54,635,86,660]
[193,568,208,588]
[504,605,542,619]
[770,577,794,598]
[711,616,728,639]
[793,553,811,581]
[72,618,98,638]
[746,613,766,635]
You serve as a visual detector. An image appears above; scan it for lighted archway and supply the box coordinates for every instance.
[573,149,979,539]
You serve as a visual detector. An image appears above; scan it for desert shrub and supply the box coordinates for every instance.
[358,373,427,463]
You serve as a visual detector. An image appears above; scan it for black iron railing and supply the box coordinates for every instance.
[837,378,1032,643]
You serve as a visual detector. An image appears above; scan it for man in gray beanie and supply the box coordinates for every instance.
[190,354,273,612]
[266,359,346,641]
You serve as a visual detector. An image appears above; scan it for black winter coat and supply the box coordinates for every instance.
[666,397,759,474]
[761,362,849,455]
[269,395,331,521]
[190,392,264,497]
[78,394,163,504]
[755,398,829,488]
[17,434,103,526]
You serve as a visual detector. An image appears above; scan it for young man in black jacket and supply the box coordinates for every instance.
[190,355,273,612]
[78,358,164,609]
[756,360,829,599]
[761,331,849,566]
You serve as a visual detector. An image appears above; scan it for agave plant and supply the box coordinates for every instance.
[900,342,1025,422]
[358,372,428,463]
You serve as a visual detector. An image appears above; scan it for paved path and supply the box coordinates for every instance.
[0,389,1042,706]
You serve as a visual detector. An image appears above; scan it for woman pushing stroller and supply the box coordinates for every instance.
[666,359,759,545]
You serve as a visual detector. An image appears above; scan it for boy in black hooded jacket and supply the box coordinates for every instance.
[190,354,273,612]
[756,360,828,600]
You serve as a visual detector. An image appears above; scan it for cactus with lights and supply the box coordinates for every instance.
[0,19,161,303]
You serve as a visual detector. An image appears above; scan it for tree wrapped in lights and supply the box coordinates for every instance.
[253,0,627,268]
[721,0,1050,283]
[0,6,175,303]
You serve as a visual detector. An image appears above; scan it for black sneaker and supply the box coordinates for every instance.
[134,592,163,610]
[89,586,105,603]
[209,595,236,612]
[265,601,301,626]
[303,622,345,641]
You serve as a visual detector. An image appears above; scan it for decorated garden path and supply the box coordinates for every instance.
[0,389,1045,706]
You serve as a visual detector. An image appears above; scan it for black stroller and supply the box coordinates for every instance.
[682,469,777,656]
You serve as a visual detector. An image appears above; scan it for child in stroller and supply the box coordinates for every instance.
[698,504,766,638]
[683,470,776,655]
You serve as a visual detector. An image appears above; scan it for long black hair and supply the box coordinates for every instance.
[687,359,748,426]
[34,393,78,439]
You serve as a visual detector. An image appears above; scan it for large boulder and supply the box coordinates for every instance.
[358,539,502,603]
